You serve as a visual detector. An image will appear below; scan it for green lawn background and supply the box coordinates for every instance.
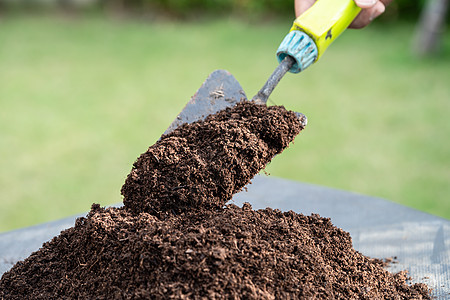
[0,15,449,232]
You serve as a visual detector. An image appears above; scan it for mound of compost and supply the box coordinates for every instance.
[0,204,430,299]
[0,101,431,299]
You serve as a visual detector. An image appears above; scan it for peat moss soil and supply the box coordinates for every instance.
[0,102,431,299]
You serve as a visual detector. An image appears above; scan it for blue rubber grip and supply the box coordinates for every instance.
[276,31,318,74]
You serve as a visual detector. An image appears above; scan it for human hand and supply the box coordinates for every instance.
[295,0,393,29]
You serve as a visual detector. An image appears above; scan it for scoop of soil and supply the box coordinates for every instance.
[121,101,304,215]
[0,101,431,299]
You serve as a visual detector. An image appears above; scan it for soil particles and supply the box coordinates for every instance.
[0,102,431,299]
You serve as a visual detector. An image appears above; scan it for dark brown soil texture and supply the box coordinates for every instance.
[0,101,431,299]
[0,204,430,299]
[121,102,303,215]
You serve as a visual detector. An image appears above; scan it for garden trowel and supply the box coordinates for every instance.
[165,0,360,133]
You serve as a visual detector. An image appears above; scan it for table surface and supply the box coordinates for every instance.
[1,176,449,299]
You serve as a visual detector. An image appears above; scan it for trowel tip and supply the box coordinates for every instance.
[295,112,308,128]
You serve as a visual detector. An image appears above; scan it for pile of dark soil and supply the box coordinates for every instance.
[0,204,430,299]
[0,102,431,299]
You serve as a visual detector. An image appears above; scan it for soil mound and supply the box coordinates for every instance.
[0,204,430,299]
[0,101,431,299]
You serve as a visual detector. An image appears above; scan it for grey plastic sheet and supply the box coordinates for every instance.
[1,176,449,298]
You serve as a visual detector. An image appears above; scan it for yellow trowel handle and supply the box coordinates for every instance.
[277,0,361,73]
[259,0,361,102]
[292,0,361,59]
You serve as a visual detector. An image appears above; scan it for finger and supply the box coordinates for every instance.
[353,0,377,9]
[295,0,317,17]
[349,1,385,29]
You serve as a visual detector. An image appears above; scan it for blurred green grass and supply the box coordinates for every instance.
[0,15,449,232]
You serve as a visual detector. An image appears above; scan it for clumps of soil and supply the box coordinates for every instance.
[0,204,430,299]
[0,101,431,299]
[121,102,303,215]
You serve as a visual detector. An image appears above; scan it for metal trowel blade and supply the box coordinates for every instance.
[164,69,306,136]
[164,70,247,135]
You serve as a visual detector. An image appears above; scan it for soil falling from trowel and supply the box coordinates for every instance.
[121,101,303,215]
[0,102,430,299]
